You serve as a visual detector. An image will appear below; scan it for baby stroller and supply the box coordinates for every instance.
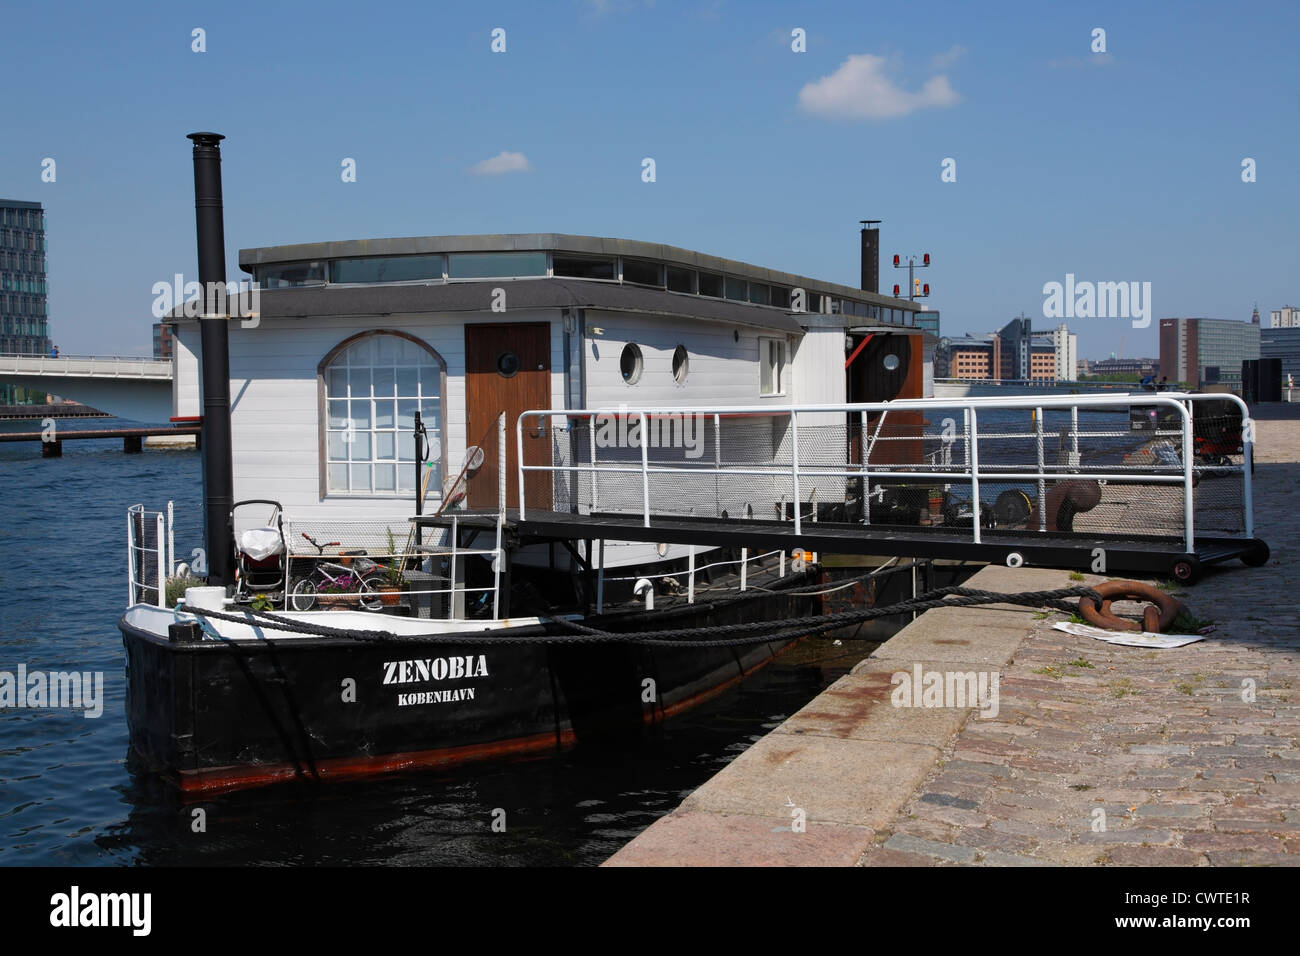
[232,499,287,606]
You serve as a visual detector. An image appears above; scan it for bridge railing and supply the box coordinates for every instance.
[517,393,1255,554]
[0,354,172,377]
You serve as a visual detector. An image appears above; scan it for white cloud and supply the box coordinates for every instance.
[469,151,533,176]
[930,44,967,70]
[798,54,961,120]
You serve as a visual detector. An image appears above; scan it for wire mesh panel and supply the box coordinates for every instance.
[127,505,166,606]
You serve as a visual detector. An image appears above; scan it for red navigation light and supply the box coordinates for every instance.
[892,254,900,267]
[923,253,930,266]
[923,283,930,296]
[893,284,900,296]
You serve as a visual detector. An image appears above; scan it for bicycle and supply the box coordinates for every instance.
[289,533,385,611]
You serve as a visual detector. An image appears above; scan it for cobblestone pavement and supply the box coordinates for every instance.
[859,419,1300,866]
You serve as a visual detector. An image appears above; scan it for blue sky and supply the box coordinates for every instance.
[3,0,1296,359]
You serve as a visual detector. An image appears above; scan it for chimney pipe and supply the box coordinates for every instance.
[859,220,880,294]
[188,132,235,587]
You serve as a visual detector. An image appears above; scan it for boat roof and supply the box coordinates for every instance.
[236,232,923,334]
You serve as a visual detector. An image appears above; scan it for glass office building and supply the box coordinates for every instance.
[1262,327,1300,385]
[1159,317,1260,390]
[1,199,51,402]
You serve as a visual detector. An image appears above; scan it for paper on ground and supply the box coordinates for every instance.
[1052,621,1204,648]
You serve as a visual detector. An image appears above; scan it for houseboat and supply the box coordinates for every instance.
[119,134,936,793]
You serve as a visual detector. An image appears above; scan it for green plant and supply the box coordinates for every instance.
[1172,611,1213,633]
[165,574,205,608]
[1106,677,1137,699]
[1067,657,1095,669]
[383,529,407,588]
[250,593,274,611]
[1068,571,1085,582]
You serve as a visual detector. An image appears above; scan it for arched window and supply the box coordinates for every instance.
[319,331,445,496]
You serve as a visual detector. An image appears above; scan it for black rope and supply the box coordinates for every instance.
[177,585,1102,649]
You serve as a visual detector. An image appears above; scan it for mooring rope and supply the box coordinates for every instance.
[176,584,1102,648]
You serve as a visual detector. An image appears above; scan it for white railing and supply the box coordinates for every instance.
[517,392,1255,555]
[280,516,503,620]
[127,502,174,607]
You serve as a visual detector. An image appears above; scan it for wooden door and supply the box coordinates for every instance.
[465,323,552,509]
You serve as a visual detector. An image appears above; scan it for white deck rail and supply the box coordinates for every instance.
[517,392,1255,555]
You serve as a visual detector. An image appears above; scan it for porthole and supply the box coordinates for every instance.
[672,345,689,384]
[882,353,900,371]
[620,343,643,384]
[496,351,520,377]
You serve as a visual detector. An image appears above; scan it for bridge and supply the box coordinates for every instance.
[0,353,173,422]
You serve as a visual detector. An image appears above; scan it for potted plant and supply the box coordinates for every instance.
[379,529,407,607]
[927,487,945,522]
[164,573,206,608]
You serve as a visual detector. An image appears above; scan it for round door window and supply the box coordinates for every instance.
[497,351,520,377]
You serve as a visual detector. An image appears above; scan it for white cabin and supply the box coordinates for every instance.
[169,234,931,566]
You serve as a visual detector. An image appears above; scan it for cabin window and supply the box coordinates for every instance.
[724,277,747,301]
[672,345,689,385]
[698,272,723,297]
[553,256,616,280]
[747,283,770,306]
[447,252,546,279]
[621,259,663,287]
[620,343,643,385]
[331,255,445,284]
[770,286,790,309]
[257,261,326,288]
[665,267,695,293]
[322,332,445,496]
[759,337,786,396]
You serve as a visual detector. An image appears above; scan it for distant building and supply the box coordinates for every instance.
[1261,327,1300,386]
[997,316,1032,380]
[913,308,940,338]
[1251,305,1260,326]
[1086,357,1159,377]
[941,334,1000,379]
[1271,306,1299,328]
[1,199,51,403]
[1028,345,1056,381]
[1051,323,1077,381]
[938,319,1072,382]
[153,321,175,360]
[1159,317,1260,389]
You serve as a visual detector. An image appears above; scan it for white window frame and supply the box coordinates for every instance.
[318,331,447,498]
[759,336,787,397]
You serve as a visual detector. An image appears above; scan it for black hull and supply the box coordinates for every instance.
[120,583,820,794]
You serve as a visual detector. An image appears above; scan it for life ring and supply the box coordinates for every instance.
[1077,580,1184,633]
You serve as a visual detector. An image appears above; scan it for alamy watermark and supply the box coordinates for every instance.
[592,404,705,459]
[151,275,261,327]
[891,663,1000,718]
[1042,274,1151,329]
[1,665,104,718]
